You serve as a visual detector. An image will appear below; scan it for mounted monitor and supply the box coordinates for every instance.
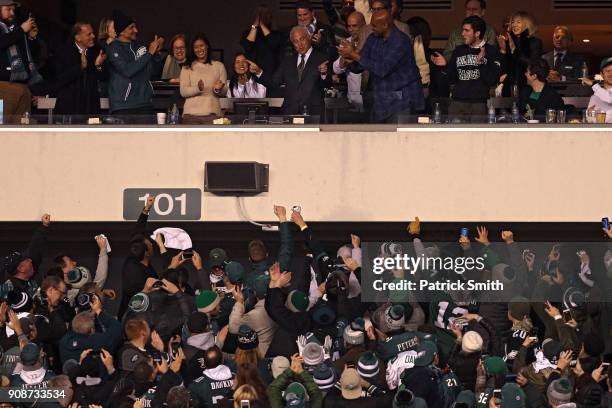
[233,101,269,115]
[204,161,269,194]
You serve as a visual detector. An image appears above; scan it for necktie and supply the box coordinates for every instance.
[554,52,564,69]
[297,54,305,81]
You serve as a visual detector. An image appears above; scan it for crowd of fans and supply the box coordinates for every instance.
[0,0,611,123]
[0,199,611,408]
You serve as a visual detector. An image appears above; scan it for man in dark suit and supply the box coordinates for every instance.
[542,26,584,81]
[53,22,107,116]
[251,25,331,116]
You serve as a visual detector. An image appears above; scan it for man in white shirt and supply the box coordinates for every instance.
[333,11,366,112]
[586,57,612,123]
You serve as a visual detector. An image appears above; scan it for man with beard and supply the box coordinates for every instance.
[106,10,163,117]
[0,0,40,121]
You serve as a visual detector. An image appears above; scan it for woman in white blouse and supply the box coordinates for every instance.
[227,53,266,98]
[180,33,227,123]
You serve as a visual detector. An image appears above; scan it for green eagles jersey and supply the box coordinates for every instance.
[439,371,462,408]
[376,331,434,362]
[429,293,478,365]
[188,365,235,408]
[136,386,157,408]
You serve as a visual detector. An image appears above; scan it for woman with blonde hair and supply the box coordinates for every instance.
[233,363,269,407]
[497,11,543,96]
[233,384,261,408]
[97,18,116,50]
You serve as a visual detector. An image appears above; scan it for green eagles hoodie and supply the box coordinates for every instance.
[106,40,161,113]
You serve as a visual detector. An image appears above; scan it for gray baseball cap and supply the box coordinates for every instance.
[0,1,21,6]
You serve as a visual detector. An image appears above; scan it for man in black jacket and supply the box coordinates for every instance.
[119,196,158,318]
[0,213,50,301]
[264,264,311,357]
[251,25,332,116]
[295,0,337,61]
[59,294,122,363]
[0,0,39,121]
[34,276,75,373]
[431,15,501,122]
[53,22,107,116]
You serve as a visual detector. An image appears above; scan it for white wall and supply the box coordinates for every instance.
[1,127,611,222]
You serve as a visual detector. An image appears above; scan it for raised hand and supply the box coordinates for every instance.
[151,330,164,352]
[79,349,93,363]
[544,301,561,318]
[234,284,244,304]
[351,234,361,248]
[269,262,281,282]
[161,278,180,295]
[247,59,262,75]
[170,347,185,373]
[277,271,292,288]
[274,205,287,222]
[524,251,535,271]
[475,225,490,245]
[143,195,155,213]
[20,16,35,33]
[501,230,514,244]
[95,235,108,251]
[318,61,329,75]
[290,353,304,374]
[191,250,203,270]
[459,235,471,251]
[148,35,161,55]
[214,80,225,92]
[431,52,446,67]
[168,252,185,270]
[342,256,359,272]
[497,34,507,50]
[100,348,114,373]
[291,210,306,228]
[296,335,307,355]
[95,50,107,68]
[407,217,420,235]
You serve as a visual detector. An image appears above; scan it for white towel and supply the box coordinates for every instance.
[95,234,111,253]
[532,350,557,373]
[5,312,31,337]
[150,228,193,250]
[308,265,322,309]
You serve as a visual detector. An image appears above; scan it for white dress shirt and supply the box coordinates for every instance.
[227,78,266,98]
[333,57,363,111]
